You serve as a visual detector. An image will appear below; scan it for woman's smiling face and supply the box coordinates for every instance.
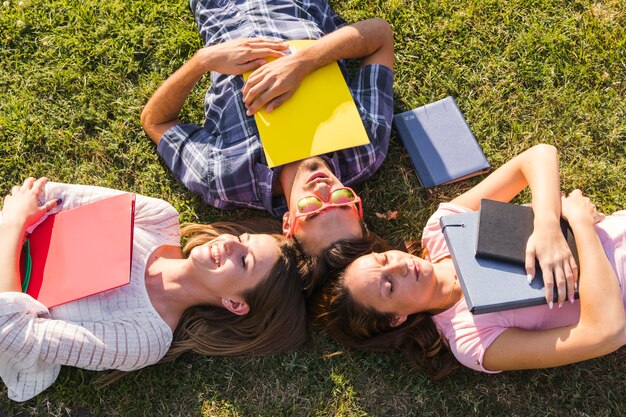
[190,233,280,300]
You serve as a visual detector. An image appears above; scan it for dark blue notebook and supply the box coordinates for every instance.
[393,96,491,188]
[441,211,560,314]
[475,199,579,267]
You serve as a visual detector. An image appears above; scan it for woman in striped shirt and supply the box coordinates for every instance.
[0,177,307,401]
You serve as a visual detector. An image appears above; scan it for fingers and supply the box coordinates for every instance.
[551,256,578,307]
[242,59,294,110]
[239,59,267,74]
[244,81,279,115]
[564,257,577,304]
[32,177,48,193]
[235,47,286,67]
[553,264,566,307]
[524,247,536,284]
[21,177,36,191]
[569,188,583,198]
[234,41,287,68]
[7,177,48,209]
[542,267,555,309]
[243,74,296,115]
[538,256,577,309]
[41,198,60,212]
[246,46,288,59]
[242,69,273,105]
[265,91,294,113]
[242,39,289,51]
[13,177,47,194]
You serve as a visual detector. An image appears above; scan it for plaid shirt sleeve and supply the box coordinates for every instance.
[326,63,394,186]
[157,123,266,211]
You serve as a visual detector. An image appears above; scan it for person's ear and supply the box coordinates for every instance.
[282,211,291,236]
[221,297,250,316]
[390,314,407,328]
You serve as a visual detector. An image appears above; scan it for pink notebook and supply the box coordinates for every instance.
[25,193,135,308]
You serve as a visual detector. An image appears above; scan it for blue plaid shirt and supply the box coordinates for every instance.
[158,0,394,217]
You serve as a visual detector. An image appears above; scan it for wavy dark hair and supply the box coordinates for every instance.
[311,243,459,380]
[300,220,391,297]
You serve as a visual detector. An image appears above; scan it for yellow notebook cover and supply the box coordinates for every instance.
[243,40,370,168]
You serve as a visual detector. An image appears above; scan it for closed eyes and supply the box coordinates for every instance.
[237,235,247,270]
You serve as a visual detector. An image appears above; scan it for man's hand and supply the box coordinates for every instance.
[242,17,394,115]
[141,38,288,143]
[198,38,289,76]
[242,52,309,115]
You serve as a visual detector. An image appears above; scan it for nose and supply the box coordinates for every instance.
[387,256,409,277]
[312,182,331,201]
[223,237,247,258]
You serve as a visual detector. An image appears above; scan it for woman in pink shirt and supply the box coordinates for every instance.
[313,144,626,379]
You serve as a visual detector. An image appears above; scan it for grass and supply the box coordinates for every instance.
[1,0,625,415]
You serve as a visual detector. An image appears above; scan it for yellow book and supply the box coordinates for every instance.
[243,40,370,168]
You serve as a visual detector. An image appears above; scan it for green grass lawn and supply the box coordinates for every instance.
[1,0,625,415]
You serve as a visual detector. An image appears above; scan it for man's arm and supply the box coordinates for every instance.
[141,39,288,144]
[242,18,394,115]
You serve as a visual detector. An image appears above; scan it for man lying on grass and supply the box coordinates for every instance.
[141,0,394,268]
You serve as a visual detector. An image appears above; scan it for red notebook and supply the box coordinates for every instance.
[24,193,135,308]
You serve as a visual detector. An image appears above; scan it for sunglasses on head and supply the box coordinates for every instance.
[287,187,363,237]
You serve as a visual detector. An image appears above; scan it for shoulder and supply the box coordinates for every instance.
[134,194,180,232]
[433,300,506,373]
[422,203,472,261]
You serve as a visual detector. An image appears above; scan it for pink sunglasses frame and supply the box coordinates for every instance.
[286,187,364,237]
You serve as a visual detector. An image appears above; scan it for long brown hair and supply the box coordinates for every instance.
[163,218,307,359]
[311,243,459,380]
[303,227,390,297]
[100,218,307,384]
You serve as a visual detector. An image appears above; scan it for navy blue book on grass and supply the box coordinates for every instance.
[393,96,491,188]
[440,210,578,314]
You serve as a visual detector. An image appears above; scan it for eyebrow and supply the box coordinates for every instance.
[371,255,384,297]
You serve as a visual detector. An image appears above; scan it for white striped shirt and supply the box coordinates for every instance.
[0,183,177,401]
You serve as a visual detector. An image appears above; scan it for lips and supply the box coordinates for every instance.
[210,244,221,267]
[305,172,329,185]
[413,260,420,283]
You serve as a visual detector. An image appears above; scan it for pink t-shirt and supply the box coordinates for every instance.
[424,203,626,373]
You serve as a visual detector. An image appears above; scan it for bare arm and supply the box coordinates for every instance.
[451,144,577,305]
[140,39,289,144]
[450,144,560,211]
[242,18,394,114]
[1,178,58,293]
[483,191,625,370]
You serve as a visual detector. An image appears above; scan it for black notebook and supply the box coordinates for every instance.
[441,211,579,314]
[392,96,491,188]
[475,199,579,268]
